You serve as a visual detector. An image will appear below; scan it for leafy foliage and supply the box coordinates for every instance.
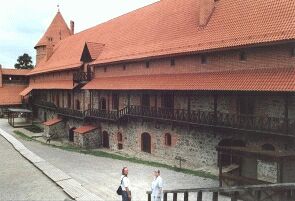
[14,53,34,69]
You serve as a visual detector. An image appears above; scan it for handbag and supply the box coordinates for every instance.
[116,176,125,195]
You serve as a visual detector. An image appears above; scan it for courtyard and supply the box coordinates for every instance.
[0,119,234,201]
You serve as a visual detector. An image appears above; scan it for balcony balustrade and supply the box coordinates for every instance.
[73,72,94,83]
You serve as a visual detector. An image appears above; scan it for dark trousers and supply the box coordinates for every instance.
[122,191,131,201]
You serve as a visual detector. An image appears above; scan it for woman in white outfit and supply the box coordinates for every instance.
[151,170,163,201]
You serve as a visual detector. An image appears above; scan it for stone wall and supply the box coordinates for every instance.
[74,129,101,149]
[43,121,66,139]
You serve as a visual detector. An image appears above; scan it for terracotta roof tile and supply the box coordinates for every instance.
[30,0,295,74]
[43,118,63,126]
[83,67,295,92]
[35,11,71,48]
[20,80,75,96]
[86,42,105,60]
[1,69,30,76]
[0,85,27,105]
[74,125,98,134]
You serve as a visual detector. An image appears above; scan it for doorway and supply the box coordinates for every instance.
[69,127,76,142]
[141,132,151,153]
[102,131,110,148]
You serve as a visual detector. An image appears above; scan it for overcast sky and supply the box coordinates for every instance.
[0,0,158,68]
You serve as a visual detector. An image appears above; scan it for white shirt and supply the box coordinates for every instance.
[120,175,130,191]
[151,176,163,196]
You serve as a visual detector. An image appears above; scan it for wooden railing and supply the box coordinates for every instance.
[127,105,294,136]
[56,107,84,119]
[85,107,129,121]
[146,183,295,201]
[34,101,57,110]
[73,72,94,83]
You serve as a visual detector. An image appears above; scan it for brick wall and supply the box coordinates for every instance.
[94,44,295,78]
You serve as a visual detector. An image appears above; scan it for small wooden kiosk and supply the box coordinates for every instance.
[8,108,33,128]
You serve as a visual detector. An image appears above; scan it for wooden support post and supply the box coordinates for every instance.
[231,192,238,201]
[187,93,191,121]
[184,192,188,201]
[197,191,203,201]
[148,193,151,201]
[212,192,218,201]
[173,193,177,201]
[214,94,218,125]
[164,193,168,201]
[284,94,289,134]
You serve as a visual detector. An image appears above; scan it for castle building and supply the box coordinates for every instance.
[20,0,295,174]
[0,65,29,116]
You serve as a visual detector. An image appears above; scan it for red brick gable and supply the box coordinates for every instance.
[30,0,295,75]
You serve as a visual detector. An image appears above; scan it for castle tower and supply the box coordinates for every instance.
[35,10,74,65]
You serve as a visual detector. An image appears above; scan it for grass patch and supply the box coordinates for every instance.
[42,142,217,180]
[12,130,217,180]
[13,130,33,141]
[24,124,44,133]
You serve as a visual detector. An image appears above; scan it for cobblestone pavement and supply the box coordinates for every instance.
[0,134,69,201]
[0,119,231,201]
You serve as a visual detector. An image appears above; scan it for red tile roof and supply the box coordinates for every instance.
[20,80,75,96]
[43,118,63,126]
[83,68,295,92]
[1,69,30,76]
[74,125,98,134]
[35,11,71,48]
[30,0,295,75]
[0,85,27,105]
[86,42,105,60]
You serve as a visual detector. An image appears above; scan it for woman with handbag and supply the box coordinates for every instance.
[118,167,131,201]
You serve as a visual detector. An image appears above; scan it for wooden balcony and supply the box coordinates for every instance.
[56,107,85,119]
[34,101,57,110]
[73,72,94,83]
[85,107,129,121]
[146,182,295,201]
[127,105,294,136]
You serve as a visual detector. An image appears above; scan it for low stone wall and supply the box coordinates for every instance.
[74,129,100,149]
[43,121,65,139]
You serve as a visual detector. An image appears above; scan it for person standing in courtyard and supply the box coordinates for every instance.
[121,167,131,201]
[151,170,163,201]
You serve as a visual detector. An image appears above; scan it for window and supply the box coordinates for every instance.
[165,133,172,146]
[112,93,119,110]
[141,94,150,107]
[237,96,255,115]
[201,55,207,64]
[171,58,175,66]
[146,61,150,68]
[239,51,247,61]
[161,93,174,109]
[123,64,126,70]
[104,67,107,72]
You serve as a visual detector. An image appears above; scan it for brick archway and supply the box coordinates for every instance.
[141,132,151,154]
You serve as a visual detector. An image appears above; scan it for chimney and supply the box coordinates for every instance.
[199,0,215,27]
[70,20,75,35]
[46,37,54,60]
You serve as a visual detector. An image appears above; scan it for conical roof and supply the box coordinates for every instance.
[35,11,71,48]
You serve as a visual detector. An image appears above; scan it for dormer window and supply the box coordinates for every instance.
[239,51,247,61]
[201,55,207,64]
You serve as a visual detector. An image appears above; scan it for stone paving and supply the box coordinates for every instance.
[0,131,69,201]
[0,119,232,201]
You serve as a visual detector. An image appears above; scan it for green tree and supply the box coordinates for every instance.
[14,53,34,69]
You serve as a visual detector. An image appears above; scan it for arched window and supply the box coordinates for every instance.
[165,133,172,146]
[117,132,123,150]
[262,144,275,151]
